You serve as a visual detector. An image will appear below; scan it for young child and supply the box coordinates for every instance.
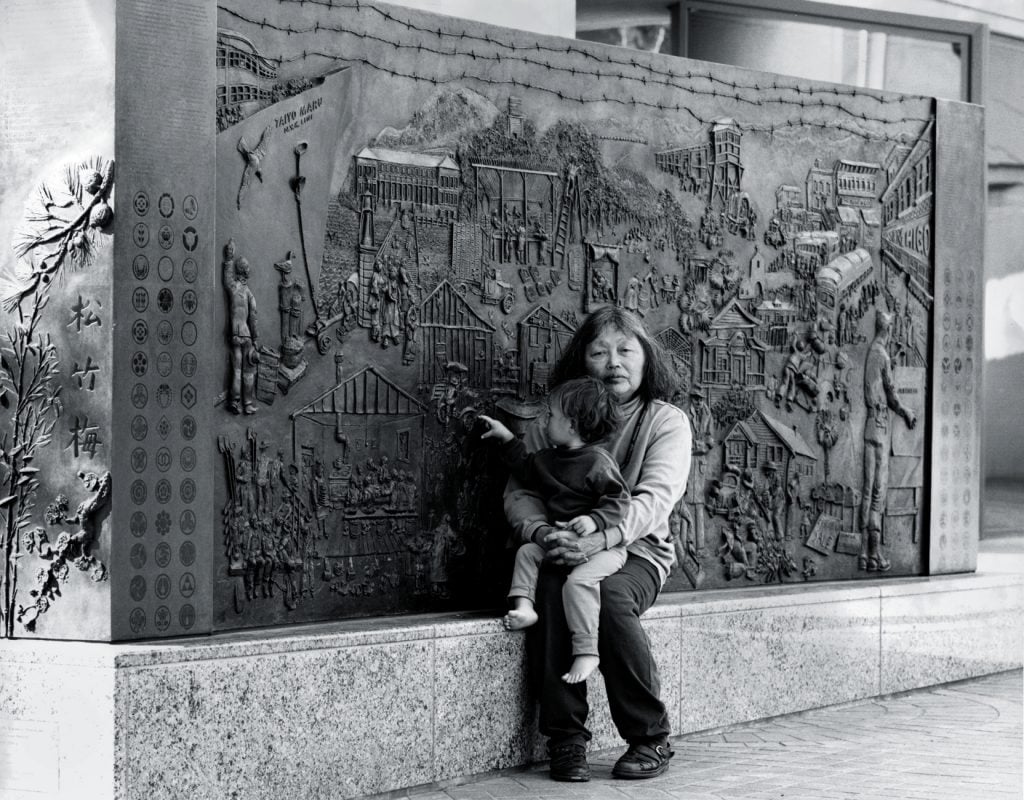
[479,376,629,684]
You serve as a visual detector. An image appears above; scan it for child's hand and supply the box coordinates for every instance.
[561,515,598,536]
[478,414,514,443]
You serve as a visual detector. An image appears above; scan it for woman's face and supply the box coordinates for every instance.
[584,327,646,401]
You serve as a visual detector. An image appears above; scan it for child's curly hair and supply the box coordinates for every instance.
[548,376,622,444]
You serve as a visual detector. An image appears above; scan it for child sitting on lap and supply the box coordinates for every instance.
[479,376,628,684]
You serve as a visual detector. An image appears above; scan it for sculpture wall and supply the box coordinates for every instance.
[0,0,983,639]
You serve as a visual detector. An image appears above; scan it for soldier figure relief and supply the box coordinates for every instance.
[222,239,261,415]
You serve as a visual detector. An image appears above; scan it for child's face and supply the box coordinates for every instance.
[545,403,581,448]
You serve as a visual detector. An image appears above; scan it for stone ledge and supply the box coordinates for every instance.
[2,571,1021,800]
[7,571,1015,667]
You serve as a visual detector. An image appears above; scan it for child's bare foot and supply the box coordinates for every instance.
[561,655,599,683]
[503,607,539,630]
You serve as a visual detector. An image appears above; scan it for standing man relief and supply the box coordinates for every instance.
[860,310,916,571]
[223,239,260,415]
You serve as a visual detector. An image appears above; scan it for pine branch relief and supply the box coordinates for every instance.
[7,157,115,314]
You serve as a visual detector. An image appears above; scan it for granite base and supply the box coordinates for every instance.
[1,572,1020,800]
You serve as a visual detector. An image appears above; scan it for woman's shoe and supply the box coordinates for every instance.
[612,741,673,779]
[548,742,590,782]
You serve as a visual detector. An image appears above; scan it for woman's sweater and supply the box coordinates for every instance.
[503,396,693,586]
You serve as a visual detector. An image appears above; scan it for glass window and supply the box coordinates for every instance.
[663,1,984,103]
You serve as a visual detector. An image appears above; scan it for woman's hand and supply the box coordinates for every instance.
[541,529,605,566]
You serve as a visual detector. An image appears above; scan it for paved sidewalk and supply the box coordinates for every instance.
[403,670,1022,800]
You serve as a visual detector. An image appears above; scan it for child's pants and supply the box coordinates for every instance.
[509,542,628,657]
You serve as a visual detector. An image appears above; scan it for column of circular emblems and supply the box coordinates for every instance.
[127,190,201,636]
[936,265,978,551]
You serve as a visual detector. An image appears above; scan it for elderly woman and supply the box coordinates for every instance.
[504,306,692,782]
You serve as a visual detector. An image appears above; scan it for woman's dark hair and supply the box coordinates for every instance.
[548,376,622,444]
[549,306,678,402]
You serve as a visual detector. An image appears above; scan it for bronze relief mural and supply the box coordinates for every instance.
[208,0,936,628]
[2,0,977,640]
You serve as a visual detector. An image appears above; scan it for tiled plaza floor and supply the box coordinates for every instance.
[397,670,1023,800]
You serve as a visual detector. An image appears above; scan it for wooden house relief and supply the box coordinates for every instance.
[699,297,768,399]
[517,306,575,399]
[721,409,816,483]
[291,366,426,480]
[419,281,496,389]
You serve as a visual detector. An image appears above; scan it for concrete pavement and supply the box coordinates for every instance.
[390,670,1022,800]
